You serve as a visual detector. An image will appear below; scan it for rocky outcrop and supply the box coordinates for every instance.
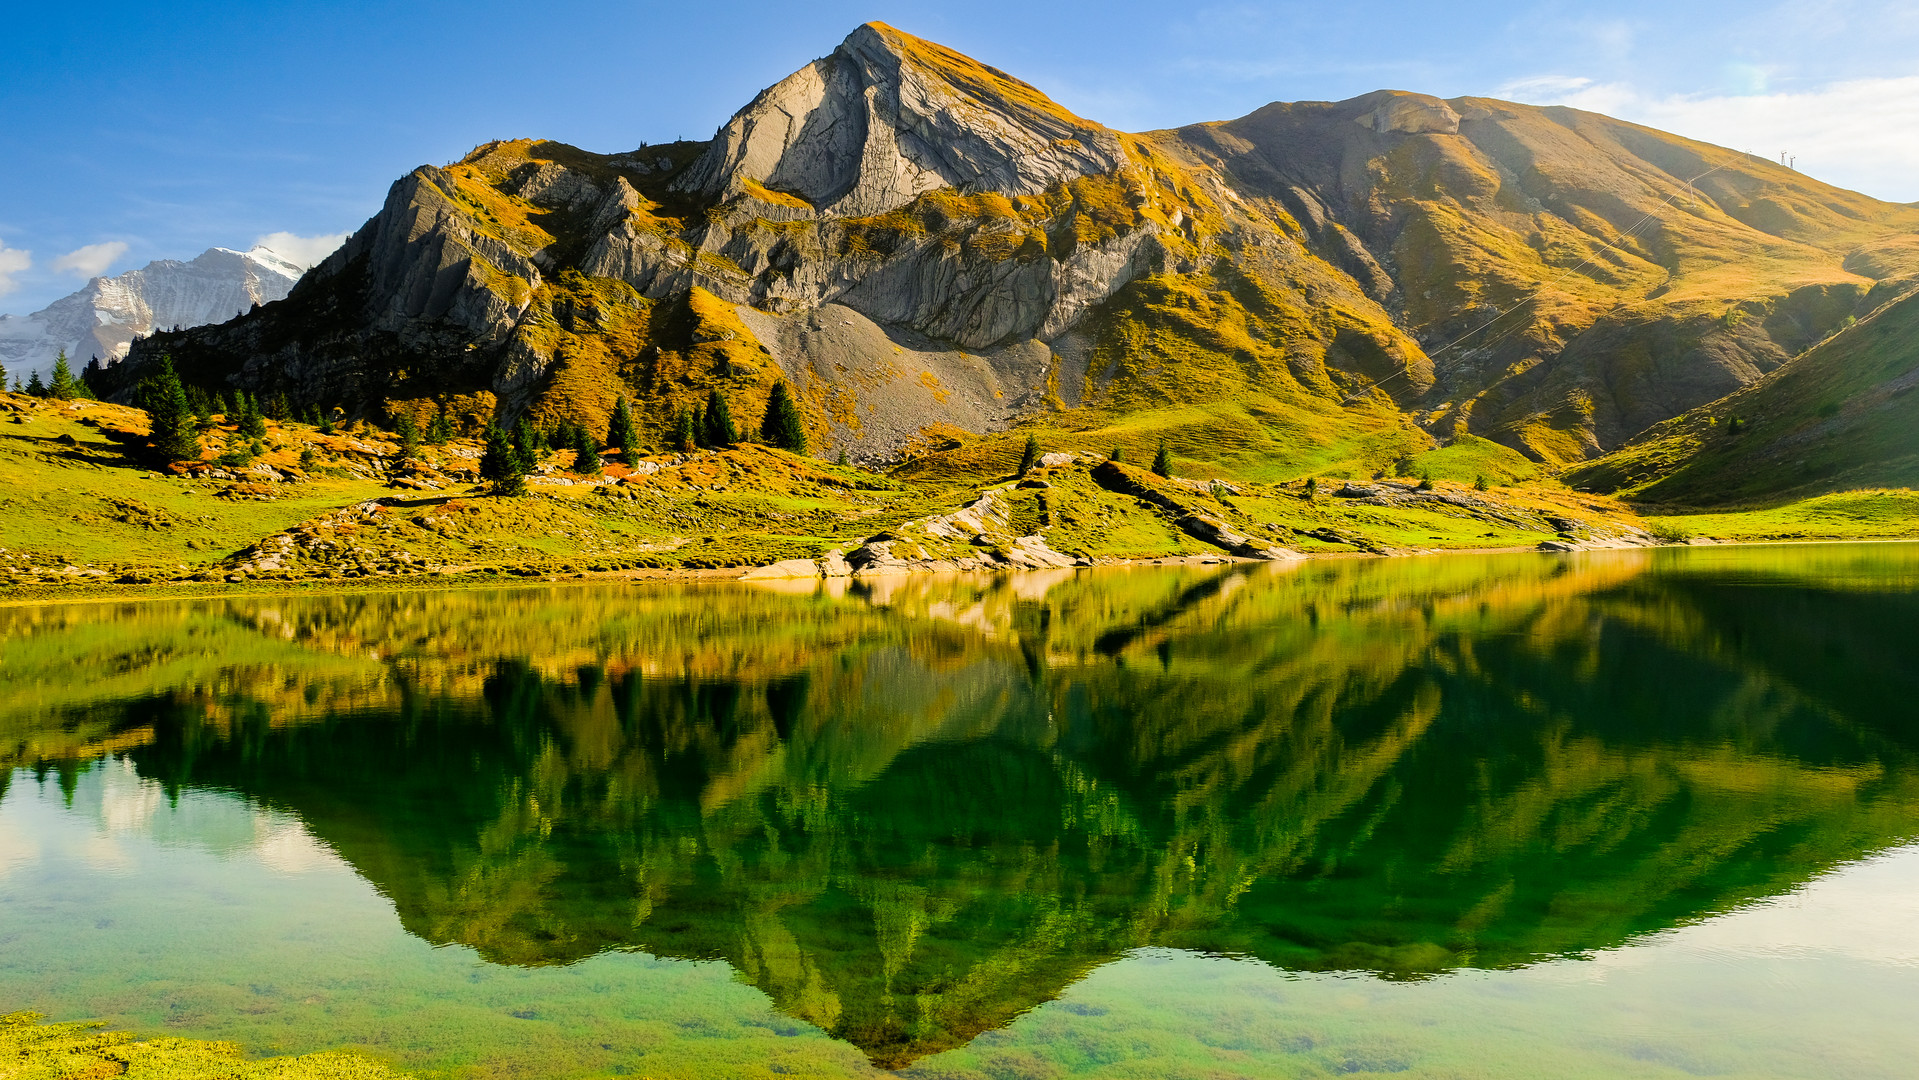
[673,23,1126,218]
[1357,93,1460,135]
[1091,461,1299,560]
[843,490,1081,575]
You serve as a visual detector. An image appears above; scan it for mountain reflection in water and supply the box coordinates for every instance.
[5,546,1919,1068]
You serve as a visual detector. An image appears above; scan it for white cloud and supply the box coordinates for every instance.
[1494,74,1919,203]
[251,230,349,270]
[0,244,29,298]
[50,241,128,278]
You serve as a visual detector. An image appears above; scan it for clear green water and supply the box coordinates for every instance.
[4,545,1919,1078]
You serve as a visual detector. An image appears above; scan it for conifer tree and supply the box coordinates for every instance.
[394,414,420,462]
[703,389,736,447]
[1152,439,1173,478]
[237,393,268,439]
[512,419,541,472]
[1019,435,1039,476]
[675,408,699,453]
[267,393,290,421]
[139,355,200,463]
[689,403,707,449]
[571,423,601,474]
[48,352,78,400]
[606,396,640,462]
[1109,447,1126,463]
[187,386,213,423]
[758,381,807,453]
[479,423,526,494]
[25,371,47,397]
[426,403,453,445]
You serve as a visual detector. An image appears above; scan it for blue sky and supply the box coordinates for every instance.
[4,0,1917,312]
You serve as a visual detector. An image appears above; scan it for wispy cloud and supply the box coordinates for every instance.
[0,244,29,298]
[251,230,349,269]
[1496,74,1919,202]
[50,241,129,278]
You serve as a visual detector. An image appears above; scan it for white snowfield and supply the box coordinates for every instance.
[0,245,314,384]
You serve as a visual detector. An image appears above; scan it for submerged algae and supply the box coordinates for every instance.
[1,1012,407,1080]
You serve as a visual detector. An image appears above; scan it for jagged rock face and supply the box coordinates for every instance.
[0,247,304,384]
[674,22,1126,218]
[124,24,1919,470]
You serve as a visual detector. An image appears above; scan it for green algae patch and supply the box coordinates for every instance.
[1,1012,408,1080]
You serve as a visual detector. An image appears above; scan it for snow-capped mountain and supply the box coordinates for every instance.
[0,246,309,385]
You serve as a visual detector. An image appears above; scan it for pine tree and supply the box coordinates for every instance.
[426,403,453,445]
[139,355,200,463]
[606,396,640,462]
[187,386,213,423]
[571,423,601,474]
[48,352,78,400]
[689,404,707,449]
[317,410,336,436]
[267,393,290,421]
[237,393,268,439]
[675,408,698,453]
[1109,447,1126,463]
[512,419,541,472]
[1019,435,1039,476]
[1152,440,1173,478]
[703,390,736,447]
[394,414,420,462]
[758,381,807,453]
[479,423,526,494]
[25,371,47,397]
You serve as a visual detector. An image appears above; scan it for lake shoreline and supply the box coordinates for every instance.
[8,535,1919,608]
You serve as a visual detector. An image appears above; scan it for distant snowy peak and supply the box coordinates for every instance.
[241,246,312,279]
[0,246,309,384]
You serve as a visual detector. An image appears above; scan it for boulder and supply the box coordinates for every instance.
[741,558,822,580]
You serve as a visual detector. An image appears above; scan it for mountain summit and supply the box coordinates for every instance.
[123,24,1919,482]
[675,23,1126,217]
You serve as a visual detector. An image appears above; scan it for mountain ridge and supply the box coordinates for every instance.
[117,22,1919,484]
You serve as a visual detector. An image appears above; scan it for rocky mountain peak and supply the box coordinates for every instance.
[673,21,1126,217]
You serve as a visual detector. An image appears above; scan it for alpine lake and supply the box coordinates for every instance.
[5,544,1919,1080]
